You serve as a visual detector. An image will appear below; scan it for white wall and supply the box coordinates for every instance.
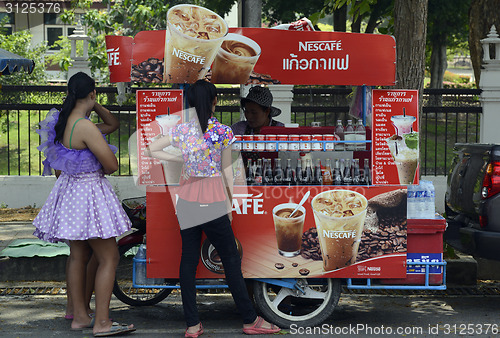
[0,175,448,213]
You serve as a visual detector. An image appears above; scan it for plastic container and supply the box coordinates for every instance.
[134,244,147,285]
[381,216,446,285]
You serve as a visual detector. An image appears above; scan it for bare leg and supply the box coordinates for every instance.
[65,256,73,318]
[88,238,133,334]
[85,253,98,314]
[68,240,93,329]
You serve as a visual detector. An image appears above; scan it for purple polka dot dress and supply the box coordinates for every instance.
[33,108,131,243]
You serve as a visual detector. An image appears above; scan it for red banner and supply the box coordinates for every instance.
[371,90,419,185]
[147,185,407,279]
[105,28,396,86]
[105,35,133,83]
[136,89,184,185]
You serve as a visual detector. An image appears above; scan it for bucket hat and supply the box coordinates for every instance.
[241,86,281,117]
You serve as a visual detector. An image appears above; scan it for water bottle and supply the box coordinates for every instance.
[407,185,416,219]
[134,244,147,285]
[428,181,436,218]
[415,183,425,218]
[420,180,436,218]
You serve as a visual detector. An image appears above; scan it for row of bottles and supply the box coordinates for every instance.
[335,119,366,151]
[234,156,371,186]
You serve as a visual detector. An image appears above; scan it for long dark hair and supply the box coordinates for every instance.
[185,80,217,133]
[54,72,95,143]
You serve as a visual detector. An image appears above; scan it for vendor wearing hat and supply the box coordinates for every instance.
[231,86,284,135]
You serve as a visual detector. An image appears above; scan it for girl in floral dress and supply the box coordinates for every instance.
[146,80,280,337]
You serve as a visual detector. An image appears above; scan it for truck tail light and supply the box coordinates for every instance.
[481,161,500,198]
[480,161,500,228]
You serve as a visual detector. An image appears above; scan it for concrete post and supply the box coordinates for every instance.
[479,26,500,143]
[269,85,294,124]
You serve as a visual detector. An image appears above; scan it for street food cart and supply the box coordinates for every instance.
[106,4,446,328]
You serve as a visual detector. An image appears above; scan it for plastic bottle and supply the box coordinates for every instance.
[313,158,323,185]
[254,159,263,185]
[352,159,360,185]
[273,158,283,185]
[134,244,147,285]
[343,159,353,185]
[334,120,344,151]
[305,159,313,185]
[363,158,371,185]
[355,120,366,151]
[323,158,333,185]
[233,158,246,185]
[344,120,356,151]
[407,185,416,219]
[333,159,343,185]
[420,180,436,218]
[284,158,294,185]
[263,159,273,185]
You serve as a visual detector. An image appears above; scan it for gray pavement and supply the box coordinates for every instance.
[1,284,500,337]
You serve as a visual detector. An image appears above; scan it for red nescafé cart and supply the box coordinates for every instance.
[106,15,446,328]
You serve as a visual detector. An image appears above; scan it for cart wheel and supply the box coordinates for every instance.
[253,278,341,328]
[113,243,175,306]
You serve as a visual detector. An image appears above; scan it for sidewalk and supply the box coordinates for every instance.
[0,222,67,281]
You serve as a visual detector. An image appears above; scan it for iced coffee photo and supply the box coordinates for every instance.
[165,4,228,83]
[311,190,367,272]
[272,203,306,257]
[211,33,261,84]
[394,147,418,185]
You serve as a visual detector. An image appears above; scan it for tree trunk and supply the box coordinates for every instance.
[333,5,347,32]
[469,0,500,87]
[429,40,448,89]
[393,0,428,91]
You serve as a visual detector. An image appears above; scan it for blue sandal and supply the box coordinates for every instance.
[93,322,136,337]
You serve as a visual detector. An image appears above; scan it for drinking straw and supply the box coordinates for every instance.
[395,142,398,155]
[403,107,406,117]
[167,107,170,116]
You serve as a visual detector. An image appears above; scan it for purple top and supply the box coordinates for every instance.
[169,116,235,177]
[37,108,117,176]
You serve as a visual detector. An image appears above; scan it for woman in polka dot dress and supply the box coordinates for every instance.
[33,72,135,336]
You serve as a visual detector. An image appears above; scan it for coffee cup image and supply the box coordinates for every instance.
[155,114,181,135]
[311,190,368,272]
[211,33,261,84]
[165,4,228,83]
[272,203,306,257]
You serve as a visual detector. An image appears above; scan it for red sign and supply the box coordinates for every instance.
[136,90,184,185]
[147,185,407,279]
[105,28,396,86]
[372,90,419,185]
[105,35,133,83]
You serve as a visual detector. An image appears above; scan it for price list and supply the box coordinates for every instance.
[136,90,183,185]
[371,89,419,185]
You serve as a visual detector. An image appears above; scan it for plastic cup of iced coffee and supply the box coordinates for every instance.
[211,33,261,84]
[394,147,418,185]
[391,115,416,136]
[165,4,228,83]
[311,190,368,272]
[155,114,181,135]
[272,203,306,257]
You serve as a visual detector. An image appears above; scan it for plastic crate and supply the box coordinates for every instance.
[382,215,446,285]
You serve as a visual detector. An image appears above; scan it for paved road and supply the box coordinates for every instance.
[1,284,500,337]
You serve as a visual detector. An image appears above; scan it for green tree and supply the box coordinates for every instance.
[0,22,48,85]
[469,0,500,87]
[426,0,471,89]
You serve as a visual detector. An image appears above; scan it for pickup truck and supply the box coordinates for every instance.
[444,143,500,261]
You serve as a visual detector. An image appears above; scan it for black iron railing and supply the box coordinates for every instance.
[0,86,481,176]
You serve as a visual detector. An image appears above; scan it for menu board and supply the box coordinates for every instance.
[371,90,419,185]
[136,90,184,185]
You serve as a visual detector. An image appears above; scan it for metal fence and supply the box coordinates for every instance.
[0,85,481,176]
